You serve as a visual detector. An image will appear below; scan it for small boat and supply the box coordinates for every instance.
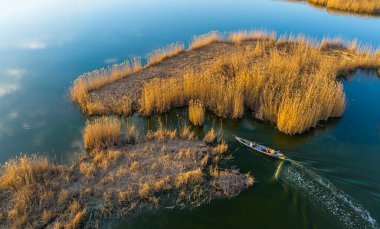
[235,136,285,160]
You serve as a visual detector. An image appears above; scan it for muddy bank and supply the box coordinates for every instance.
[0,128,253,228]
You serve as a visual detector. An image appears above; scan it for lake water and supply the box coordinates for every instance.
[0,0,379,228]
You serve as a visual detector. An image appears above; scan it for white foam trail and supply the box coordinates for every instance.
[277,160,378,229]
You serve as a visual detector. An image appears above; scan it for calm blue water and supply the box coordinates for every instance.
[0,0,379,228]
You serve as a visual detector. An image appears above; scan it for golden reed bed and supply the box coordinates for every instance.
[0,117,252,228]
[306,0,380,15]
[70,30,380,135]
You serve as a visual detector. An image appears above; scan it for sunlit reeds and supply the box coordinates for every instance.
[307,0,380,14]
[188,99,205,126]
[147,42,185,66]
[189,31,222,51]
[83,117,121,149]
[70,57,141,109]
[139,37,360,134]
[229,30,276,45]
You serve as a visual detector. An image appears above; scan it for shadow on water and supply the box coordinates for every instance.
[275,159,378,229]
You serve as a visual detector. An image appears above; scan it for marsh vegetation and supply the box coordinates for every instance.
[303,0,380,15]
[71,31,380,134]
[0,118,253,228]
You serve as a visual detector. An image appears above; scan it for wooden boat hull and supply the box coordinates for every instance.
[235,136,285,160]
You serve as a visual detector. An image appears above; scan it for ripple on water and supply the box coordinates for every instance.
[277,160,378,229]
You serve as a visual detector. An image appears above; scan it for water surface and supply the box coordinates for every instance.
[0,0,379,228]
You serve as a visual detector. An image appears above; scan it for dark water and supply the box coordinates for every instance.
[0,0,379,228]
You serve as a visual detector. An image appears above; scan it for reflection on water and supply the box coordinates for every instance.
[0,0,380,228]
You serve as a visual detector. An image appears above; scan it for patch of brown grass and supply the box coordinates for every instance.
[83,117,121,149]
[229,30,276,45]
[203,128,216,144]
[308,0,380,14]
[70,58,141,112]
[188,99,205,126]
[180,124,195,140]
[189,31,222,51]
[213,141,228,154]
[0,126,254,228]
[0,155,69,228]
[147,42,184,67]
[175,168,203,188]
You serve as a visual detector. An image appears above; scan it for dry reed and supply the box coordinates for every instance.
[189,31,222,51]
[188,99,205,126]
[229,30,276,45]
[203,128,216,144]
[70,57,142,111]
[139,36,365,134]
[83,117,121,149]
[147,42,185,66]
[307,0,380,14]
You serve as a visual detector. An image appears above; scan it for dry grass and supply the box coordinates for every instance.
[70,58,141,112]
[147,42,185,67]
[0,126,253,228]
[139,33,380,134]
[175,168,203,188]
[188,99,205,126]
[307,0,380,14]
[0,155,69,228]
[180,124,195,140]
[83,117,121,149]
[229,30,276,45]
[213,141,228,154]
[189,31,222,51]
[203,128,216,144]
[86,95,132,115]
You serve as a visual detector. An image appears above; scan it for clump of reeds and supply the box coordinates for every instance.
[83,117,121,149]
[307,0,380,14]
[147,42,185,67]
[188,99,205,126]
[203,128,216,144]
[139,35,358,134]
[213,141,228,154]
[70,57,142,110]
[175,168,203,188]
[189,31,222,51]
[0,155,69,228]
[229,30,276,45]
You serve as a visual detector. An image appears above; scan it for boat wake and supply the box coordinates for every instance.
[275,159,378,229]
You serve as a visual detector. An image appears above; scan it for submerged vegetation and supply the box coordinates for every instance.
[0,118,253,228]
[70,30,380,134]
[301,0,380,15]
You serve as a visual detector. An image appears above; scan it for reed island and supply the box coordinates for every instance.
[0,117,253,228]
[70,31,380,135]
[301,0,380,15]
